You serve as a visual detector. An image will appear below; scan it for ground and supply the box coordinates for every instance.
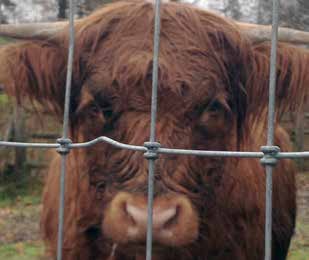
[288,173,309,260]
[0,173,308,260]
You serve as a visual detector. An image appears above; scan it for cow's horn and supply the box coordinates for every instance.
[0,21,68,40]
[2,20,309,44]
[237,22,309,45]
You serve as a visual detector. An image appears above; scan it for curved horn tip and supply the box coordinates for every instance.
[237,22,309,45]
[0,21,68,40]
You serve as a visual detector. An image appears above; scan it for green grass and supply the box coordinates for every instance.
[0,37,12,45]
[0,194,41,208]
[0,94,9,106]
[0,179,42,208]
[288,249,309,260]
[288,221,309,260]
[0,163,43,208]
[0,242,44,260]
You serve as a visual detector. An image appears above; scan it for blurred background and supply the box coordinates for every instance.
[1,0,309,26]
[0,0,308,259]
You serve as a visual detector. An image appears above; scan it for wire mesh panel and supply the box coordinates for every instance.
[0,0,309,260]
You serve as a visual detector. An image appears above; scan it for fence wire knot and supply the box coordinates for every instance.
[260,146,280,166]
[57,138,72,155]
[144,142,161,160]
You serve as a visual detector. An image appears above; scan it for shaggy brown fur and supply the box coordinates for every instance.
[1,1,309,259]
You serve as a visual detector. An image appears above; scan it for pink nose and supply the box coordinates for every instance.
[126,202,177,237]
[102,192,199,246]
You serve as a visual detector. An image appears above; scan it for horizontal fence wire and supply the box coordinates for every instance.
[1,139,309,158]
[0,0,308,259]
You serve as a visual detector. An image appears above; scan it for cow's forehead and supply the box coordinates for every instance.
[77,1,240,112]
[87,49,226,111]
[87,45,227,106]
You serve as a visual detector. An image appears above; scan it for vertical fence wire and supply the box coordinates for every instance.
[264,0,280,259]
[56,0,75,259]
[62,1,76,139]
[146,1,162,260]
[267,0,279,146]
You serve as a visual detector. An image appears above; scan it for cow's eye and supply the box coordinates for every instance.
[206,100,222,112]
[89,102,114,120]
[189,100,223,122]
[197,102,227,136]
[89,103,100,114]
[101,105,114,119]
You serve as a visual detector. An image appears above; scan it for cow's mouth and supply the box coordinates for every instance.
[107,242,187,260]
[102,192,199,248]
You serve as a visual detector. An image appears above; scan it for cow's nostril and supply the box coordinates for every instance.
[162,205,179,229]
[126,203,148,227]
[153,206,177,229]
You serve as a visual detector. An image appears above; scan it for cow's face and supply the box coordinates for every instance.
[70,41,242,255]
[75,96,232,257]
[68,7,248,252]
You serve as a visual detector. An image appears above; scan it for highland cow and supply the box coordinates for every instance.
[0,1,309,259]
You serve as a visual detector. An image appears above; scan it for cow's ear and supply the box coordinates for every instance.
[0,40,80,117]
[246,43,309,121]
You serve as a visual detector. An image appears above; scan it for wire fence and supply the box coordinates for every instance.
[0,0,309,260]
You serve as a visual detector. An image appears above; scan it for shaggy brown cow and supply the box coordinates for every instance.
[0,1,309,259]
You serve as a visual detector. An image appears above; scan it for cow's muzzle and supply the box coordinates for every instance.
[102,192,199,247]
